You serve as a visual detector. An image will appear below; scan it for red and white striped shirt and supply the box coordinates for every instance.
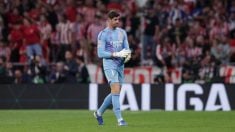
[209,20,229,39]
[56,21,74,45]
[87,23,104,44]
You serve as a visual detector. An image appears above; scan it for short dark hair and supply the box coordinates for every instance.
[107,10,120,19]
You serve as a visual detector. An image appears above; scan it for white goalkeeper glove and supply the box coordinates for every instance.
[113,49,131,58]
[124,52,131,63]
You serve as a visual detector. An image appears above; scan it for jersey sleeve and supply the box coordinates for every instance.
[97,31,112,58]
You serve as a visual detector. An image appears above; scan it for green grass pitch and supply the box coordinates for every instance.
[0,110,234,132]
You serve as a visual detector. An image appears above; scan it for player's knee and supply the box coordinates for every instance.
[111,89,120,94]
[111,83,121,94]
[111,87,120,94]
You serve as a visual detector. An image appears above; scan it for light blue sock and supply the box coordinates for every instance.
[112,93,123,122]
[97,93,112,116]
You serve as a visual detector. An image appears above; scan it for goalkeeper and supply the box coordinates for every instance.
[94,10,131,126]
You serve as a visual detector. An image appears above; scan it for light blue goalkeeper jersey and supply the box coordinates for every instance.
[97,27,130,70]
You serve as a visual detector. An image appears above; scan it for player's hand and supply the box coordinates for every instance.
[124,52,131,63]
[113,49,131,58]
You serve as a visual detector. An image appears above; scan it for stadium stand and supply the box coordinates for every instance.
[0,0,235,84]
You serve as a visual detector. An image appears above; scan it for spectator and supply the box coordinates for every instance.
[142,7,159,65]
[218,36,231,64]
[168,18,187,45]
[125,35,141,67]
[22,17,42,61]
[197,51,215,83]
[49,62,67,83]
[0,56,6,77]
[210,39,223,65]
[65,0,77,22]
[19,42,28,64]
[82,0,97,24]
[0,41,11,62]
[7,7,23,28]
[64,50,78,83]
[181,61,195,83]
[87,14,105,46]
[87,13,105,63]
[74,13,87,63]
[0,16,9,43]
[0,56,13,83]
[56,14,74,61]
[168,1,186,24]
[27,55,47,84]
[76,56,90,83]
[155,37,174,68]
[46,4,59,31]
[38,14,52,62]
[74,13,86,44]
[8,21,23,63]
[13,69,30,84]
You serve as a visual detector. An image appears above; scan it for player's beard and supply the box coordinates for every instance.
[113,23,119,29]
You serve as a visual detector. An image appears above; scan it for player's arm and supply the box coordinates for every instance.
[97,32,112,58]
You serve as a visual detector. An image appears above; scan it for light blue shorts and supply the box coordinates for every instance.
[104,68,124,85]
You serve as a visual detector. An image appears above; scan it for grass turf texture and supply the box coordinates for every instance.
[0,110,234,132]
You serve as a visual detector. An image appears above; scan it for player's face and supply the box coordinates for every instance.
[109,16,120,28]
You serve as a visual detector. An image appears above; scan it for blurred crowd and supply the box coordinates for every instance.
[0,0,235,84]
[143,0,235,83]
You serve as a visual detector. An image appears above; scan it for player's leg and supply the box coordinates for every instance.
[111,83,122,121]
[94,69,114,125]
[109,67,126,126]
[96,93,112,116]
[97,69,117,115]
[111,83,126,126]
[93,111,104,125]
[104,69,125,125]
[116,67,127,126]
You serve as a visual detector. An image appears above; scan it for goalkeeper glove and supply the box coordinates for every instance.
[124,52,131,63]
[113,49,131,58]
